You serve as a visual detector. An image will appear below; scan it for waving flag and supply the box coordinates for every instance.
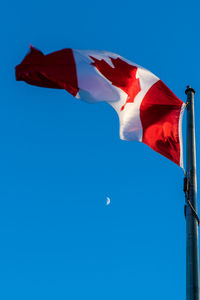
[15,46,185,167]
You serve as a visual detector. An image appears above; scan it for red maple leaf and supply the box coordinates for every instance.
[90,56,141,111]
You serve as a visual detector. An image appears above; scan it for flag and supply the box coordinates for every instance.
[15,46,185,167]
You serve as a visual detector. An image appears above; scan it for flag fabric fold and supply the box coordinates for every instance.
[16,46,185,167]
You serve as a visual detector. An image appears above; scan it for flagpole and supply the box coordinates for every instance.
[185,86,200,300]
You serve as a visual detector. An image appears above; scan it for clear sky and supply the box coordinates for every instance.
[1,0,200,299]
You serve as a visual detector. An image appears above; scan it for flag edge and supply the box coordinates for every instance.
[179,102,186,168]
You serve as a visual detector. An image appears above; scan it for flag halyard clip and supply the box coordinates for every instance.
[184,176,200,226]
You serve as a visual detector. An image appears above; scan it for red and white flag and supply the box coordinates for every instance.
[16,46,185,167]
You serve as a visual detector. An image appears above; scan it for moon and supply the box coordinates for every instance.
[106,196,111,205]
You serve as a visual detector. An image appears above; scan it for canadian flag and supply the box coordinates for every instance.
[16,46,185,167]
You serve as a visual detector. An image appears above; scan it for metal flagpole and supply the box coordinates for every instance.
[185,86,200,300]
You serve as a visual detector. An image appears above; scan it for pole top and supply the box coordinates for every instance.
[185,85,195,95]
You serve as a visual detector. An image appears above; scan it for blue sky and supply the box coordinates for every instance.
[1,0,200,299]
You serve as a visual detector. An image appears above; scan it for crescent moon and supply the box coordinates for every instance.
[106,197,111,205]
